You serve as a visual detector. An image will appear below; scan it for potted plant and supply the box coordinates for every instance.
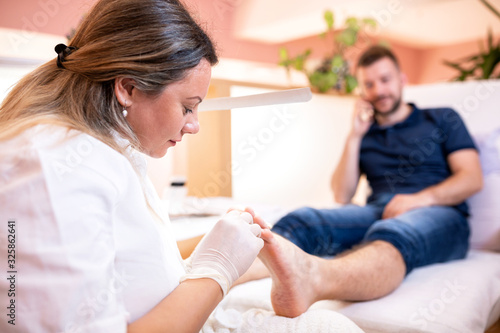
[444,0,500,81]
[278,10,377,94]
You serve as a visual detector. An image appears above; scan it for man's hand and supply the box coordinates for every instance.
[331,99,374,204]
[382,192,434,219]
[382,149,483,219]
[351,99,374,138]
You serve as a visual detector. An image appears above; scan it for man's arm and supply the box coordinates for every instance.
[382,148,483,219]
[331,100,374,204]
[331,134,363,204]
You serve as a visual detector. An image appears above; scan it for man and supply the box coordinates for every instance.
[236,45,483,318]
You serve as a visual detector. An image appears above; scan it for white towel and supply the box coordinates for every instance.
[202,282,364,333]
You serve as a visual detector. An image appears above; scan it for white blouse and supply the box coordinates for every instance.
[0,125,186,332]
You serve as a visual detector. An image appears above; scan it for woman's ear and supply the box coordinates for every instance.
[114,78,136,106]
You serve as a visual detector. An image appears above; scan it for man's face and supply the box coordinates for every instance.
[357,57,405,117]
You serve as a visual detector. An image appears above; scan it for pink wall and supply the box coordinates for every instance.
[181,0,423,84]
[0,0,98,38]
[0,0,496,85]
[174,0,500,86]
[276,34,425,85]
[418,38,499,83]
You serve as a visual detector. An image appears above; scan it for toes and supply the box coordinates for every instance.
[244,206,256,217]
[260,229,275,243]
[253,215,270,230]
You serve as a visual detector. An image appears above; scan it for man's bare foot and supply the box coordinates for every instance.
[258,231,323,318]
[232,257,270,287]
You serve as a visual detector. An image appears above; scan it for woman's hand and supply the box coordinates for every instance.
[182,210,264,296]
[227,206,273,242]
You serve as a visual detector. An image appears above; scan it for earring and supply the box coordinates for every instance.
[122,102,128,118]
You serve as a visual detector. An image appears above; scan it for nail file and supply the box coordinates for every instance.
[198,87,312,112]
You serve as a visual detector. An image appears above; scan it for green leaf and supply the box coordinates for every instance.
[443,60,475,80]
[362,18,378,28]
[336,29,357,46]
[345,17,360,32]
[479,0,500,20]
[331,54,344,69]
[462,54,481,63]
[309,71,338,93]
[488,28,493,50]
[324,10,334,30]
[345,75,358,93]
[279,48,289,61]
[479,49,500,78]
[292,49,312,71]
[378,40,391,48]
[293,58,305,71]
[443,60,463,71]
[278,60,289,67]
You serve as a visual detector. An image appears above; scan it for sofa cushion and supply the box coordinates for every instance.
[468,128,500,251]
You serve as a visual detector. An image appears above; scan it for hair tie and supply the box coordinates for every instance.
[54,43,77,69]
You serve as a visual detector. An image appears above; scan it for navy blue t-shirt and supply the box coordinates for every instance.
[359,104,477,215]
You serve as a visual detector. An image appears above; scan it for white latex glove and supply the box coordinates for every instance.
[181,210,263,296]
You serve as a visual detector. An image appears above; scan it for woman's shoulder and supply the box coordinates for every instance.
[1,124,136,191]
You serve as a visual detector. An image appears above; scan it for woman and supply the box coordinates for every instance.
[0,0,266,331]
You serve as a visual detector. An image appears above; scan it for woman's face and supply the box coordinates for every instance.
[126,59,211,158]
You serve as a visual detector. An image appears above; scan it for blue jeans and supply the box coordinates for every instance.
[271,194,470,274]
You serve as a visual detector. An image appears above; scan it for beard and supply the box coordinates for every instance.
[371,94,402,118]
